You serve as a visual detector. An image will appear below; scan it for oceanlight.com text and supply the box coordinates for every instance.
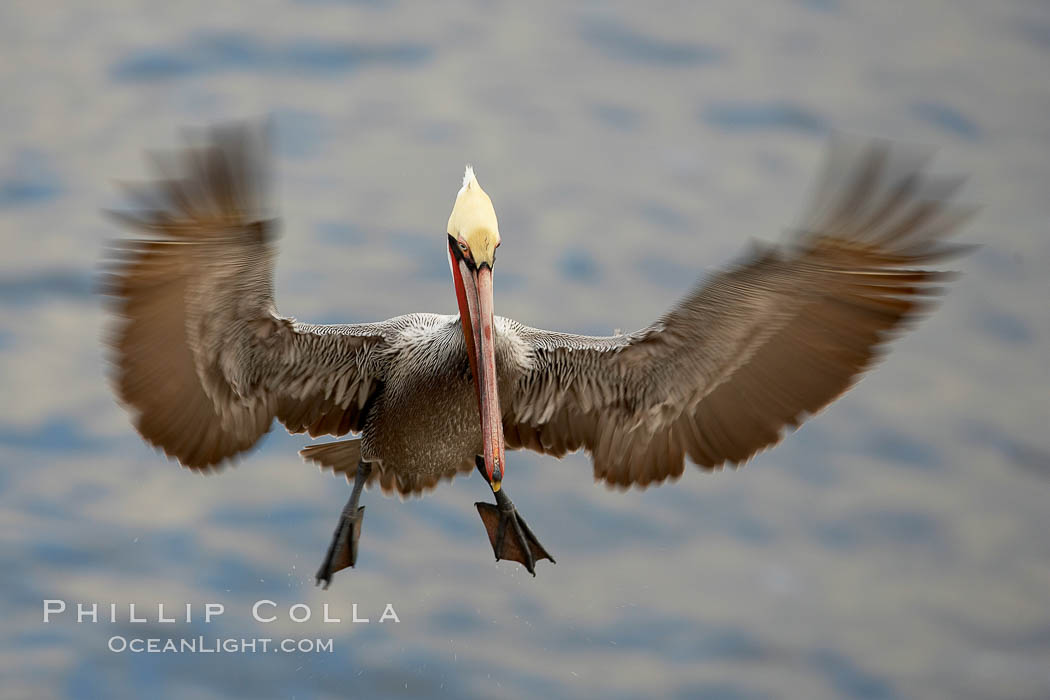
[107,636,335,654]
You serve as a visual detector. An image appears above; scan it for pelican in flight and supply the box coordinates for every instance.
[104,124,972,587]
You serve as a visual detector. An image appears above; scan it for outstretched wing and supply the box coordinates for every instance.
[103,123,390,470]
[503,140,975,488]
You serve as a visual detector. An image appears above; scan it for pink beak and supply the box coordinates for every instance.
[450,244,505,489]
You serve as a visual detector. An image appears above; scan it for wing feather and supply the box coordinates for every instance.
[503,140,975,487]
[103,123,389,470]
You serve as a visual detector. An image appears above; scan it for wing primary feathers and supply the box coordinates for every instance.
[503,138,975,488]
[102,122,388,471]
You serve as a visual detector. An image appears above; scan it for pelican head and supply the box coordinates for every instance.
[447,166,500,266]
[446,166,504,491]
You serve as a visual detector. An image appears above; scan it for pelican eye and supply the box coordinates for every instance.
[458,241,469,253]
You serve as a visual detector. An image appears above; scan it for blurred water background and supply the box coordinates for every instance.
[1,1,1048,698]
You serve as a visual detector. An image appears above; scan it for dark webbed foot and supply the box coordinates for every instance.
[476,490,555,575]
[315,505,364,589]
[473,458,554,575]
[315,460,371,590]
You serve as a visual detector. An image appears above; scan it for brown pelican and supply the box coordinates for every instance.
[104,124,972,587]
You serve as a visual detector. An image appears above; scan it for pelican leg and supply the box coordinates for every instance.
[315,460,372,589]
[474,458,555,575]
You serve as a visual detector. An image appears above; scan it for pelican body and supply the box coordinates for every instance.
[104,125,972,585]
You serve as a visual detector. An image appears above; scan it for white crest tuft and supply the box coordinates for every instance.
[459,165,477,195]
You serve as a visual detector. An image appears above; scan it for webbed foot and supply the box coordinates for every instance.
[475,488,554,575]
[315,506,364,589]
[315,460,371,589]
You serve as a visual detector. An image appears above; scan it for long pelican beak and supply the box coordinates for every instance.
[450,244,505,491]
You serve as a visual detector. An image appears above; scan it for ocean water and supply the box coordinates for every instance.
[1,1,1048,698]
